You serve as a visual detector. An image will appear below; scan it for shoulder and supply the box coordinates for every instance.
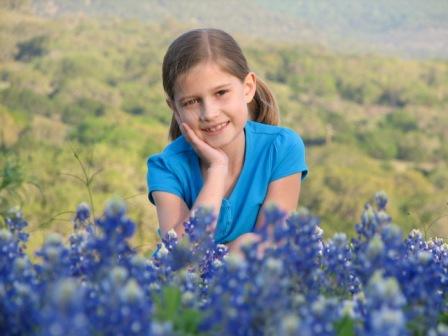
[147,135,194,167]
[246,121,308,180]
[246,120,304,148]
[147,136,196,172]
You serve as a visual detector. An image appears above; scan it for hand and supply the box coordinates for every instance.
[227,232,273,259]
[180,122,229,173]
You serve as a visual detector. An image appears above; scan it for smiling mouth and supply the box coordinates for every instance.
[202,121,230,133]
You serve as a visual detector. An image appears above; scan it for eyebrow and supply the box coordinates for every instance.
[178,83,231,103]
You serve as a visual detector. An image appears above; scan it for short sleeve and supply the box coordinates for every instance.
[270,129,309,182]
[147,155,184,205]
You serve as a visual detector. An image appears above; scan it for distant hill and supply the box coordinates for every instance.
[27,0,448,59]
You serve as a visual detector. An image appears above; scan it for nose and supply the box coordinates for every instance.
[199,98,220,121]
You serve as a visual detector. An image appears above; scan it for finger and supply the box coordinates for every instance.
[180,122,192,141]
[182,123,202,148]
[256,240,275,258]
[182,123,213,155]
[178,122,187,137]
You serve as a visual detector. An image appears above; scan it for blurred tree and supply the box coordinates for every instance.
[61,98,105,125]
[357,129,398,160]
[0,88,55,117]
[0,0,31,10]
[382,110,418,132]
[15,35,49,62]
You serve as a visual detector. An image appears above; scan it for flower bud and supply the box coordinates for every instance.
[121,279,143,303]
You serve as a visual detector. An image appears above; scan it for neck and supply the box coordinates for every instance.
[222,130,245,176]
[200,129,245,177]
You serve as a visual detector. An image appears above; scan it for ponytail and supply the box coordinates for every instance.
[168,114,181,141]
[250,76,280,126]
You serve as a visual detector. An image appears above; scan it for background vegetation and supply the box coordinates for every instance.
[1,1,447,255]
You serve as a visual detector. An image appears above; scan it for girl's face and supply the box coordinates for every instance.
[168,61,256,149]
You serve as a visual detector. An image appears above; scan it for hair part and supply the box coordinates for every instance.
[162,28,279,140]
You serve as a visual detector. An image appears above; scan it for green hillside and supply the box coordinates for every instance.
[27,0,448,59]
[0,7,447,254]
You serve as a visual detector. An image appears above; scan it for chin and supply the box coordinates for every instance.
[205,138,227,149]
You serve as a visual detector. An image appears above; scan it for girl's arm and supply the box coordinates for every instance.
[153,165,227,239]
[226,173,301,256]
[153,118,230,239]
[255,173,301,231]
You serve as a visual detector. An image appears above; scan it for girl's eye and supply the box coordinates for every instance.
[217,90,228,96]
[183,99,198,107]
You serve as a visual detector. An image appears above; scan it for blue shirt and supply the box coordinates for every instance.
[147,120,308,244]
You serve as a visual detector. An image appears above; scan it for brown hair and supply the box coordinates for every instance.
[162,28,279,140]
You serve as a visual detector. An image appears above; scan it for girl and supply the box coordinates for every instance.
[147,28,308,255]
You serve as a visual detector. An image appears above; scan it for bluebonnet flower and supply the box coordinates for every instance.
[355,202,392,242]
[375,191,389,211]
[0,227,40,335]
[73,202,91,231]
[5,208,29,248]
[38,278,90,336]
[198,252,253,335]
[84,266,152,335]
[154,207,226,282]
[278,313,301,336]
[360,270,408,336]
[35,233,72,281]
[255,204,288,243]
[398,232,448,332]
[85,199,136,276]
[322,233,360,295]
[198,207,325,335]
[0,279,41,335]
[297,295,343,336]
[98,198,135,239]
[128,254,159,297]
[1,194,447,335]
[428,324,448,336]
[0,229,24,279]
[183,207,216,244]
[151,321,176,335]
[279,210,325,298]
[68,203,97,277]
[155,229,196,273]
[68,230,96,278]
[161,229,178,251]
[352,197,404,285]
[0,257,41,335]
[199,243,228,282]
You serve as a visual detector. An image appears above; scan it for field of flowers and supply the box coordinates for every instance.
[0,192,447,335]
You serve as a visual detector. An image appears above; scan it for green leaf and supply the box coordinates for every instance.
[154,286,181,321]
[153,286,204,335]
[334,315,355,336]
[439,311,448,325]
[176,308,203,333]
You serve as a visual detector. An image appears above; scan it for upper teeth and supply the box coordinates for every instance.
[206,122,227,132]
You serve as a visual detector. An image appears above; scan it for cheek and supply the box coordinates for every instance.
[233,98,249,119]
[228,95,247,114]
[177,111,195,124]
[182,115,204,135]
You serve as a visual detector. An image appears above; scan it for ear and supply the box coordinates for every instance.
[243,72,257,104]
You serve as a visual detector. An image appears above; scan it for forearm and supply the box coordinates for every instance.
[192,167,226,216]
[170,168,226,238]
[225,232,281,260]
